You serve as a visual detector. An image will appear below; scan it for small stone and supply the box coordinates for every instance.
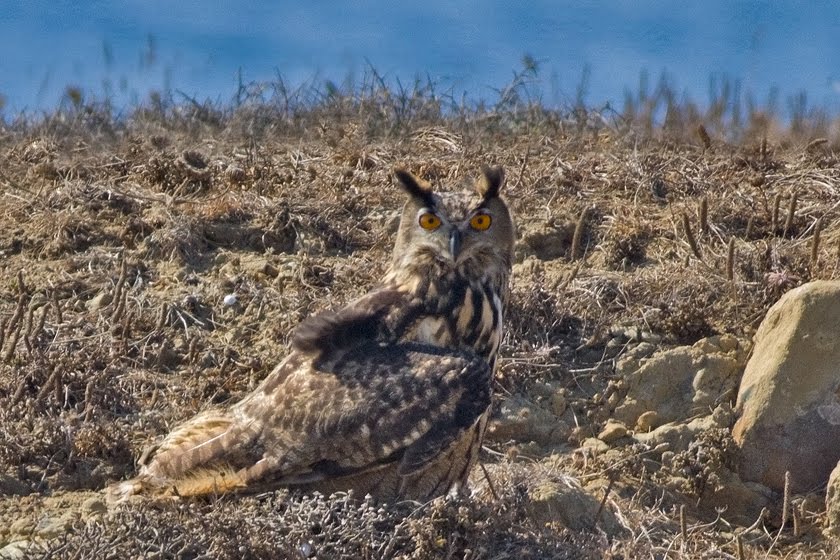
[82,496,107,518]
[86,292,112,311]
[223,293,238,307]
[597,420,628,444]
[550,392,567,416]
[580,437,609,454]
[636,410,662,432]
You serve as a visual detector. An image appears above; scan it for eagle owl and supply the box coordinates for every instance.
[107,166,515,503]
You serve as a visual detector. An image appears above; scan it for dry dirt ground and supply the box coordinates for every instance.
[1,99,840,558]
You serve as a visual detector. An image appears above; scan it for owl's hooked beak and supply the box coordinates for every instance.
[449,229,462,260]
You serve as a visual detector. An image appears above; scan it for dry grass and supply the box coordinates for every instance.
[2,75,840,558]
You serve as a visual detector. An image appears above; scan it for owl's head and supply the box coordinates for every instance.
[390,167,515,276]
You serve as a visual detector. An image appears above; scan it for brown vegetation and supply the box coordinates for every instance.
[1,74,840,558]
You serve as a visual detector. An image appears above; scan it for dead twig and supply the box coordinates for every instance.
[682,211,703,260]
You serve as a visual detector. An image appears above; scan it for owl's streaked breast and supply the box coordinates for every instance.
[402,277,504,367]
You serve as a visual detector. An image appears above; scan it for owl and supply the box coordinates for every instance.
[107,166,515,503]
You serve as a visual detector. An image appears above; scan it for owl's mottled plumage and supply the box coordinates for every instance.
[107,166,515,503]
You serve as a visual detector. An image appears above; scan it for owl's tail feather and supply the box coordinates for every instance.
[106,464,248,504]
[106,409,261,504]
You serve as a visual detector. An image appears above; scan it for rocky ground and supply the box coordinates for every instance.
[1,93,840,558]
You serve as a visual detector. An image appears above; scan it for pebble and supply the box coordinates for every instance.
[636,410,662,432]
[550,391,567,416]
[82,496,108,518]
[86,292,112,311]
[598,420,628,443]
[580,437,609,454]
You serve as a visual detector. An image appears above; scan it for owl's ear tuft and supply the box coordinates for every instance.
[394,168,436,208]
[476,166,505,201]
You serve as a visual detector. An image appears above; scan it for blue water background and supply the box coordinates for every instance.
[2,1,839,116]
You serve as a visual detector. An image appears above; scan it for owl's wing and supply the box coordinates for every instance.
[291,285,432,353]
[234,340,492,487]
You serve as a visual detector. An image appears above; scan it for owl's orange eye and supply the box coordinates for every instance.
[419,212,442,231]
[469,213,492,231]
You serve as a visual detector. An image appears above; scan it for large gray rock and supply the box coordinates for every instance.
[733,281,840,493]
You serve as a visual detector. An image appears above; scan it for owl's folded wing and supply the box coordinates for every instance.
[238,341,493,485]
[291,287,424,355]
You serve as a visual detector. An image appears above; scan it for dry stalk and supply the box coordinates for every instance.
[31,305,48,350]
[83,378,96,422]
[744,215,753,239]
[570,206,589,261]
[54,366,64,403]
[726,238,736,281]
[594,477,616,526]
[780,471,791,533]
[120,309,133,338]
[682,211,703,260]
[515,144,531,189]
[0,316,7,356]
[792,503,801,538]
[765,473,792,557]
[736,532,745,560]
[21,303,36,355]
[771,193,781,234]
[12,374,29,405]
[5,292,26,339]
[697,124,712,149]
[837,236,840,267]
[17,270,27,294]
[479,461,500,502]
[679,504,687,541]
[699,196,709,235]
[811,217,822,271]
[37,367,60,401]
[51,290,63,324]
[2,293,27,362]
[783,193,797,238]
[188,336,200,364]
[554,262,581,296]
[111,256,128,321]
[156,302,170,332]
